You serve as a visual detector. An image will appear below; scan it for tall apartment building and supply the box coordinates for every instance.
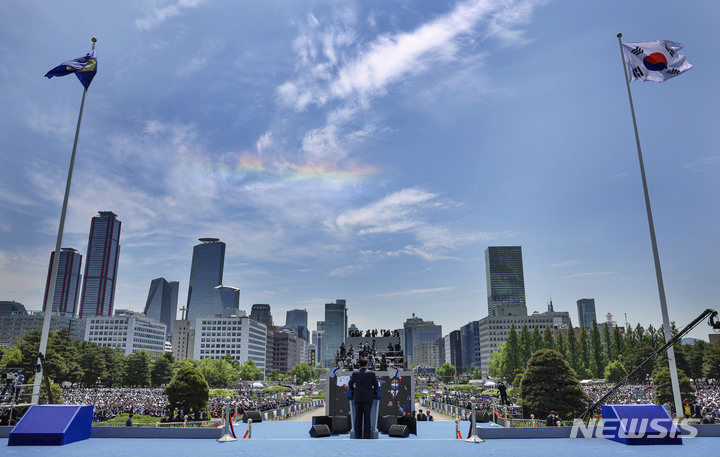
[79,211,121,318]
[43,247,82,316]
[485,246,527,317]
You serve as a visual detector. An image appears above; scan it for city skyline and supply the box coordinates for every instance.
[1,1,719,341]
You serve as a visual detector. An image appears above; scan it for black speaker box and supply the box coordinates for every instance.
[312,415,332,426]
[378,415,397,434]
[331,414,350,433]
[388,424,409,438]
[243,410,263,423]
[397,415,417,435]
[309,424,331,438]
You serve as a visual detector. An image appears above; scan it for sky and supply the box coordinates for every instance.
[1,0,719,342]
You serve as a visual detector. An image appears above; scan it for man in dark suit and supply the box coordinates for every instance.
[348,358,378,439]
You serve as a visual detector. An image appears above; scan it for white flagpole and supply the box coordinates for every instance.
[32,37,96,405]
[616,33,683,418]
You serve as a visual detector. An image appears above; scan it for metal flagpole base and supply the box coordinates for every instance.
[217,434,237,442]
[465,400,485,443]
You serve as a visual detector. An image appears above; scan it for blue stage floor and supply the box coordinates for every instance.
[4,421,720,457]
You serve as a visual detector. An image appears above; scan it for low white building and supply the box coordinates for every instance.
[194,315,267,372]
[84,310,166,356]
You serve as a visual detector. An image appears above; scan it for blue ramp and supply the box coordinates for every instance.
[601,404,682,445]
[8,404,93,446]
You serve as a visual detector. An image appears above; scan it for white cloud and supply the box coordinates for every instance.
[373,287,453,298]
[135,0,209,30]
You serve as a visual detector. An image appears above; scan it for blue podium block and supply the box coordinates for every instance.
[601,404,682,445]
[8,405,93,446]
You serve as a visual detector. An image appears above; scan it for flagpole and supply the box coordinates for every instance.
[616,33,683,418]
[32,38,96,405]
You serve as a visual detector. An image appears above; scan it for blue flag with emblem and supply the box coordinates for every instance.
[45,49,97,90]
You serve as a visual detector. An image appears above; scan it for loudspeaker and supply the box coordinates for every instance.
[243,410,263,423]
[388,424,409,438]
[378,415,397,434]
[9,405,93,446]
[312,415,332,427]
[309,424,331,438]
[331,414,350,433]
[397,415,417,436]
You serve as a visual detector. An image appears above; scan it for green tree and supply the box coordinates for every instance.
[198,358,240,386]
[520,349,587,420]
[518,325,532,369]
[604,360,627,384]
[602,323,613,362]
[488,345,506,380]
[151,353,176,386]
[100,347,125,386]
[238,359,263,381]
[436,362,456,383]
[531,327,542,354]
[78,341,107,386]
[290,363,313,384]
[222,353,240,370]
[124,350,152,386]
[555,332,567,359]
[0,345,23,370]
[165,364,209,417]
[621,340,656,383]
[471,366,483,380]
[541,326,554,350]
[267,368,282,382]
[504,323,522,379]
[589,321,605,378]
[566,327,584,378]
[653,367,696,413]
[612,327,624,362]
[702,341,720,379]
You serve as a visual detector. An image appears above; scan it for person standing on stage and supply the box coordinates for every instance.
[348,358,378,439]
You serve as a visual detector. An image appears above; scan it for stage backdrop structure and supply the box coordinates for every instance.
[601,404,683,445]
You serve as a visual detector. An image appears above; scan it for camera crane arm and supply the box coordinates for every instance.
[579,308,720,420]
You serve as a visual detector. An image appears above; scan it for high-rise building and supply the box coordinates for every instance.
[186,238,226,325]
[485,246,527,317]
[577,298,597,329]
[215,285,240,311]
[284,309,309,342]
[250,304,273,327]
[144,278,179,339]
[323,299,347,367]
[444,330,462,371]
[43,248,82,316]
[403,314,442,367]
[79,211,122,319]
[461,321,481,375]
[172,319,195,360]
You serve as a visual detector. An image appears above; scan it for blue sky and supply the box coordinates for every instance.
[1,0,718,341]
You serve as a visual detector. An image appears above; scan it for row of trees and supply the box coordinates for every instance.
[0,329,326,388]
[488,320,720,385]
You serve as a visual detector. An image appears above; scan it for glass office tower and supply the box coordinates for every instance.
[577,298,597,329]
[485,246,527,317]
[144,278,179,338]
[186,238,226,326]
[43,247,82,316]
[250,304,273,327]
[79,211,121,318]
[323,299,347,368]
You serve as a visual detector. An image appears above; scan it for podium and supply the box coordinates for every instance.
[349,399,380,439]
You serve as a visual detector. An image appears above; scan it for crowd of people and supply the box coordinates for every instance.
[347,329,400,338]
[59,386,299,422]
[334,341,404,371]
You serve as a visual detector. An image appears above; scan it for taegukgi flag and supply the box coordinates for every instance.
[45,49,97,90]
[621,40,692,83]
